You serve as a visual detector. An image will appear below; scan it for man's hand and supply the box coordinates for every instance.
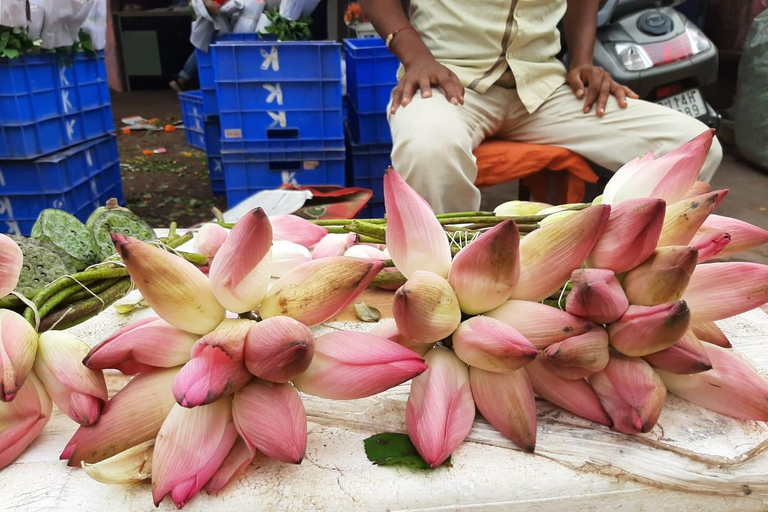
[567,64,639,117]
[391,56,465,114]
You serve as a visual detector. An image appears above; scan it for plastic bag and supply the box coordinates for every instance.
[28,0,47,39]
[81,0,107,50]
[0,0,27,28]
[40,0,94,50]
[231,0,266,33]
[279,0,304,21]
[735,10,768,170]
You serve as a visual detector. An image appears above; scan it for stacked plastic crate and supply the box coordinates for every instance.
[179,89,224,194]
[0,51,119,235]
[343,38,399,218]
[211,40,346,207]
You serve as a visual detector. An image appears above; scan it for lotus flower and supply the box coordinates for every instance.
[493,200,551,216]
[486,300,594,349]
[692,214,768,259]
[608,302,690,357]
[193,223,229,262]
[643,330,711,374]
[448,220,520,315]
[271,241,312,278]
[524,359,612,426]
[0,310,38,402]
[33,331,107,426]
[602,129,715,204]
[451,316,536,372]
[538,327,610,380]
[203,437,254,494]
[243,316,315,382]
[587,198,665,273]
[682,262,768,323]
[510,205,610,301]
[565,269,628,324]
[293,331,427,400]
[0,372,51,469]
[368,318,433,356]
[588,354,666,434]
[113,234,225,335]
[685,180,711,197]
[209,208,273,314]
[406,347,475,468]
[344,244,389,260]
[470,367,537,452]
[383,169,452,279]
[657,190,728,247]
[691,321,730,348]
[312,233,356,259]
[81,440,154,484]
[621,246,698,306]
[692,231,731,263]
[0,233,22,298]
[233,379,306,464]
[260,257,385,326]
[63,367,179,466]
[658,343,768,421]
[83,316,198,375]
[393,271,461,344]
[270,215,328,247]
[152,400,238,508]
[173,319,253,408]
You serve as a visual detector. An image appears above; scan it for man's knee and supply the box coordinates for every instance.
[391,125,476,179]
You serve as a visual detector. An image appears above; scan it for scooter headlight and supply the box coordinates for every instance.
[614,43,653,71]
[684,21,711,54]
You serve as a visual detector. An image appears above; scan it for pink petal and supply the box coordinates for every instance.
[601,151,655,204]
[565,269,628,324]
[538,327,610,380]
[690,321,730,348]
[621,246,698,307]
[368,318,434,357]
[312,233,356,259]
[486,300,594,349]
[643,330,712,374]
[0,234,22,298]
[270,215,328,248]
[693,231,731,263]
[657,190,728,247]
[0,372,52,469]
[682,262,768,323]
[194,223,229,262]
[0,309,38,402]
[243,316,315,383]
[607,302,691,357]
[203,436,255,495]
[393,271,461,344]
[451,316,537,373]
[692,214,768,259]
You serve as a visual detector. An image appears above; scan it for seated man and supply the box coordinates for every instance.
[360,0,723,213]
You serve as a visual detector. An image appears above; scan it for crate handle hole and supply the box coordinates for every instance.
[267,128,299,140]
[268,161,301,172]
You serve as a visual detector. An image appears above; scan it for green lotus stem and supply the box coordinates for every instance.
[369,269,407,289]
[175,251,208,267]
[165,232,193,249]
[349,220,388,240]
[0,294,22,309]
[325,226,350,235]
[311,219,354,226]
[356,234,386,244]
[59,278,123,307]
[38,278,133,332]
[436,211,495,219]
[168,222,177,238]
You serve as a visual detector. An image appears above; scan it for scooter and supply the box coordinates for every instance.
[590,0,720,129]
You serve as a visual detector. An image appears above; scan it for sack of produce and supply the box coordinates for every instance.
[735,10,768,171]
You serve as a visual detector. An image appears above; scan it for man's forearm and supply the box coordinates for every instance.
[359,0,433,67]
[563,0,600,67]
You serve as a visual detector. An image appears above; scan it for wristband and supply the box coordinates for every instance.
[385,26,415,49]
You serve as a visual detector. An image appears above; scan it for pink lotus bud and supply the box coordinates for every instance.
[603,129,715,204]
[260,257,385,326]
[292,331,427,400]
[63,367,179,466]
[393,271,462,344]
[193,223,229,262]
[312,233,356,259]
[685,180,711,197]
[271,241,312,278]
[384,168,452,279]
[203,437,254,495]
[209,208,273,314]
[588,354,666,434]
[657,190,728,247]
[691,321,730,348]
[643,330,711,374]
[493,200,551,216]
[621,246,698,306]
[344,244,389,260]
[693,214,768,259]
[0,372,52,469]
[0,234,22,298]
[152,400,238,508]
[243,316,315,382]
[83,316,198,375]
[233,379,306,464]
[565,269,628,324]
[486,300,593,349]
[270,215,328,247]
[658,343,768,421]
[452,316,537,372]
[525,358,612,426]
[368,318,433,356]
[587,198,665,273]
[683,262,768,323]
[113,235,225,335]
[173,319,254,408]
[538,327,610,380]
[692,231,731,262]
[470,366,537,452]
[0,310,38,402]
[608,301,690,357]
[510,205,610,301]
[33,331,107,426]
[448,220,520,314]
[406,347,475,467]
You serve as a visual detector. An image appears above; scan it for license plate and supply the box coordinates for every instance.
[656,88,707,118]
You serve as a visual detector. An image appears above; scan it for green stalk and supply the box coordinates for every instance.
[325,226,350,235]
[38,278,132,332]
[356,234,386,244]
[369,269,407,289]
[0,294,22,309]
[435,211,495,219]
[349,220,388,241]
[175,251,208,267]
[59,278,123,307]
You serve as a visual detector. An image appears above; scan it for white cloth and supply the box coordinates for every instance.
[81,0,107,50]
[231,0,265,34]
[279,0,304,21]
[0,0,27,28]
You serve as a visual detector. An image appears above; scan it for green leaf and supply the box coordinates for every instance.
[354,301,381,322]
[0,31,10,53]
[3,49,20,59]
[363,433,451,470]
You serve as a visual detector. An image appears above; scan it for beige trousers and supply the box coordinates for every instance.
[388,83,723,213]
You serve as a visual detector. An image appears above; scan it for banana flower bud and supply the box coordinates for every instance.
[657,190,728,247]
[270,215,328,248]
[621,246,698,306]
[393,271,462,344]
[193,223,229,262]
[271,241,312,278]
[452,316,537,373]
[538,327,610,380]
[683,262,768,323]
[486,300,594,349]
[643,330,711,374]
[692,214,768,259]
[0,309,38,402]
[406,347,475,468]
[691,321,730,348]
[565,269,628,324]
[0,372,51,469]
[243,316,315,383]
[608,301,691,357]
[369,318,433,357]
[0,233,22,298]
[292,331,427,400]
[312,233,356,259]
[81,440,154,485]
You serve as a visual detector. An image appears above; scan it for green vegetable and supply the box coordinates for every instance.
[31,209,99,270]
[87,199,156,260]
[262,10,313,41]
[11,235,79,297]
[363,433,451,469]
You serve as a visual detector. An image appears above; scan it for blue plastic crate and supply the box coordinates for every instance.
[208,155,225,195]
[222,151,346,208]
[0,135,119,195]
[179,91,205,148]
[358,200,385,219]
[347,139,392,201]
[221,137,345,154]
[343,38,398,113]
[348,100,391,144]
